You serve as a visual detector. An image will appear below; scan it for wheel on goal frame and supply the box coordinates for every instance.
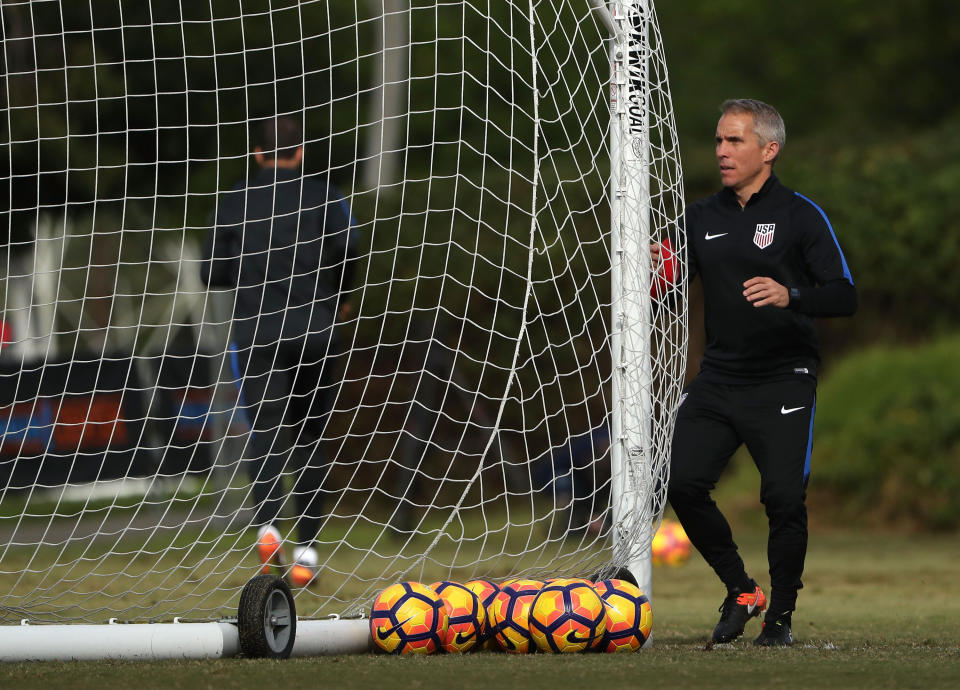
[237,574,297,658]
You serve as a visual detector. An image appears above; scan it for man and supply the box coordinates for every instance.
[201,116,359,587]
[657,99,856,646]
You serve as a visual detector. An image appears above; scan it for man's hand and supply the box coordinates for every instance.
[743,277,789,308]
[650,242,663,267]
[649,240,676,298]
[650,237,680,299]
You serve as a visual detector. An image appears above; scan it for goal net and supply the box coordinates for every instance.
[0,0,685,628]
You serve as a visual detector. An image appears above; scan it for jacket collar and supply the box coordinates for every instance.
[720,172,780,209]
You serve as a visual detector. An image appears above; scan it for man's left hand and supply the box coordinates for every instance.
[743,277,789,308]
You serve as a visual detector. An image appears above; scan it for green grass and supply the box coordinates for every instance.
[3,527,958,688]
[0,502,611,623]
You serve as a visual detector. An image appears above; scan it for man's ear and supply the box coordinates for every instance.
[763,140,780,164]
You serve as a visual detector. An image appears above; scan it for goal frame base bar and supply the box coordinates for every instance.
[0,618,370,662]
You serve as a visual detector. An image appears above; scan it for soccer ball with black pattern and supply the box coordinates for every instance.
[370,581,448,654]
[430,581,486,653]
[594,578,652,652]
[528,579,607,653]
[487,578,544,653]
[464,579,501,649]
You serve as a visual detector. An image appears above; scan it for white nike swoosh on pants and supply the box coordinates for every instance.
[781,406,805,415]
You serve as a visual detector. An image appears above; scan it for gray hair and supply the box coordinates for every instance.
[721,99,786,162]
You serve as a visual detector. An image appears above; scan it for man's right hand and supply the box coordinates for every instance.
[650,242,663,267]
[649,239,677,297]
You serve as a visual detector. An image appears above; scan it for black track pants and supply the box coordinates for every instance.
[232,332,335,545]
[667,375,817,615]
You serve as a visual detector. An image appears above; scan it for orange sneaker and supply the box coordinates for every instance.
[290,545,319,588]
[256,525,286,575]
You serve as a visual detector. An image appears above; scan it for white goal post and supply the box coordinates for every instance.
[0,0,685,659]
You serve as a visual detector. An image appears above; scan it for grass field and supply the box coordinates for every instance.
[2,526,958,689]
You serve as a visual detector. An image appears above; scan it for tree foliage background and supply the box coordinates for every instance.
[656,0,960,529]
[5,0,955,341]
[657,0,960,341]
[1,0,957,527]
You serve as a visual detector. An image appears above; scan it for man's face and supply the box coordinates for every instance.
[715,111,775,192]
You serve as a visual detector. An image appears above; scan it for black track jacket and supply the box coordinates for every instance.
[684,174,856,382]
[201,167,359,347]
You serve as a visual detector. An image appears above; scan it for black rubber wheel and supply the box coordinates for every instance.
[238,574,297,658]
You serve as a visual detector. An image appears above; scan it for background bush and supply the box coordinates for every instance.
[811,334,960,530]
[658,0,960,344]
[779,119,960,338]
[657,2,959,532]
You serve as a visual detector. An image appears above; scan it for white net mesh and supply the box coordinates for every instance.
[0,0,685,624]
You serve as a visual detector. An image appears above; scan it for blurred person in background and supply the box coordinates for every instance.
[201,116,359,587]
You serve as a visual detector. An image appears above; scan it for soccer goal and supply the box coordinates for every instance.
[0,0,685,659]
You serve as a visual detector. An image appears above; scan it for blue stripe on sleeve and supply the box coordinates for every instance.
[794,192,853,284]
[338,197,356,228]
[328,184,356,229]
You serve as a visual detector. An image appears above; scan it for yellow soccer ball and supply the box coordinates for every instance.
[594,578,653,652]
[370,581,448,654]
[528,579,607,653]
[430,581,486,653]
